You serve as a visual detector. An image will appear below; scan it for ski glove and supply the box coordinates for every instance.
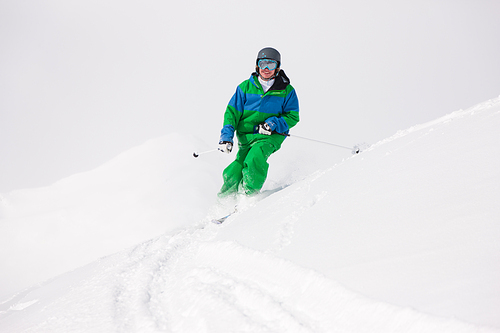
[218,141,233,154]
[256,122,273,135]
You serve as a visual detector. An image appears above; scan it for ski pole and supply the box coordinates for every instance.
[279,133,360,154]
[193,148,218,158]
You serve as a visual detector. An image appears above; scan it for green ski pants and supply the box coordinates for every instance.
[219,138,279,197]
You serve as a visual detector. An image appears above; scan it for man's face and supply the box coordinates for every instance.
[259,67,276,80]
[257,59,278,80]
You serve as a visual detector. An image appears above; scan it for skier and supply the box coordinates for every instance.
[218,47,300,198]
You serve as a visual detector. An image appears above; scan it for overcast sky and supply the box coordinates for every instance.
[1,0,499,192]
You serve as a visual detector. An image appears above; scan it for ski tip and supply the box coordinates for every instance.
[210,208,237,225]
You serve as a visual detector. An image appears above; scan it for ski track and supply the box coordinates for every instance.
[2,190,498,333]
[100,180,499,333]
[96,207,497,333]
[110,224,216,332]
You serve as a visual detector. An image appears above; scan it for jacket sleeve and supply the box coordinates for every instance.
[265,88,300,134]
[219,86,245,143]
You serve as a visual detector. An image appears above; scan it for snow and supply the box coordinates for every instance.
[1,96,500,332]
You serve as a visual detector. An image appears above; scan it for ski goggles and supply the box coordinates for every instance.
[258,59,278,71]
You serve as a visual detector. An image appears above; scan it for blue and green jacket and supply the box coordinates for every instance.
[220,70,300,146]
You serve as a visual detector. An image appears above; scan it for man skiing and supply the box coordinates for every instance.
[218,47,300,197]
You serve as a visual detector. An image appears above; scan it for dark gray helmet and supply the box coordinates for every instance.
[256,47,281,66]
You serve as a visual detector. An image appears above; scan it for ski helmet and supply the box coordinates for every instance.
[256,47,281,67]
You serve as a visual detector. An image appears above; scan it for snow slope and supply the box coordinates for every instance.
[0,134,226,299]
[1,96,499,332]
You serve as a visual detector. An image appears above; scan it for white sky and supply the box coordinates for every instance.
[1,0,499,192]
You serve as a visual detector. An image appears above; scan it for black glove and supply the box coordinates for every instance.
[218,141,233,154]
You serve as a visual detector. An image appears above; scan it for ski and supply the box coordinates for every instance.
[211,208,237,224]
